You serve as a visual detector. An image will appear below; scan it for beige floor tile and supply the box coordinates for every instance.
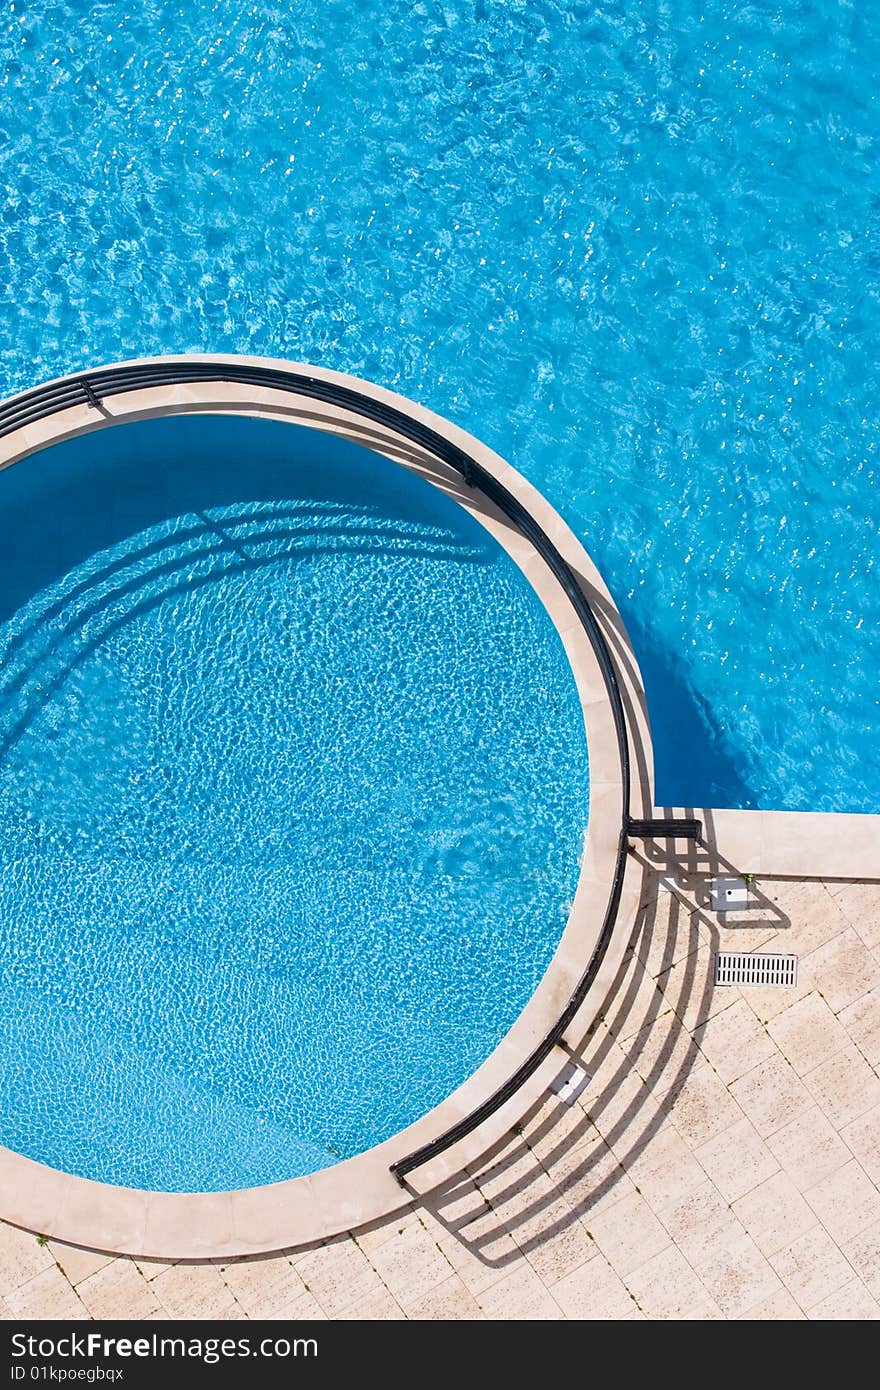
[602,953,672,1043]
[659,1180,735,1267]
[661,947,733,1031]
[476,1172,565,1243]
[694,1116,780,1203]
[622,1131,708,1215]
[217,1255,312,1319]
[768,991,850,1076]
[77,1261,160,1320]
[802,928,879,1014]
[769,1224,853,1312]
[48,1243,114,1288]
[539,1124,634,1219]
[765,1104,853,1192]
[613,1117,699,1200]
[826,880,859,898]
[614,1116,691,1180]
[623,1244,723,1320]
[549,1253,635,1319]
[803,1043,880,1130]
[804,1159,880,1246]
[5,1266,87,1321]
[407,1273,484,1320]
[712,920,785,956]
[663,1060,747,1148]
[0,1224,55,1298]
[583,1190,670,1277]
[342,1286,406,1320]
[583,1070,658,1150]
[427,1238,503,1301]
[739,976,813,1025]
[690,1226,781,1319]
[464,1143,520,1196]
[428,1189,517,1284]
[366,1222,454,1311]
[432,1215,518,1299]
[732,1172,817,1257]
[295,1239,384,1317]
[133,1257,177,1281]
[352,1207,420,1257]
[497,1181,578,1252]
[151,1264,243,1320]
[574,1032,633,1104]
[694,997,777,1084]
[633,896,705,978]
[522,1094,594,1162]
[841,1104,880,1185]
[649,900,709,963]
[476,1262,564,1320]
[729,1053,813,1138]
[265,1293,327,1320]
[833,883,880,954]
[471,1144,552,1219]
[759,879,847,948]
[422,1176,487,1231]
[840,989,880,1069]
[738,1285,805,1319]
[521,1217,597,1285]
[623,1015,703,1099]
[843,1217,880,1301]
[808,1278,880,1320]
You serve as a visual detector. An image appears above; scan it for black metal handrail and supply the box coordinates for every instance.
[0,359,634,1183]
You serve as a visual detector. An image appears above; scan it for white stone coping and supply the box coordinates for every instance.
[681,807,880,881]
[0,356,651,1257]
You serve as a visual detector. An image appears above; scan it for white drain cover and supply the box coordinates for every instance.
[714,952,798,988]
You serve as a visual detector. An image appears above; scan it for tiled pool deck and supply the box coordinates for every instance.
[2,866,879,1321]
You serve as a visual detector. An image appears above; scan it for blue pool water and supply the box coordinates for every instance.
[0,415,590,1189]
[1,2,877,812]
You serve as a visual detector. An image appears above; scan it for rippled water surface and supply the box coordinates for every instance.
[0,0,878,1187]
[1,1,877,810]
[0,416,589,1188]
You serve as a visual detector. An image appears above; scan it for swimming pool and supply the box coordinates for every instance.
[0,410,591,1190]
[1,1,877,813]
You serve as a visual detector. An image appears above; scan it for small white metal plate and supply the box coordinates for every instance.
[710,875,753,911]
[714,952,798,988]
[550,1062,591,1106]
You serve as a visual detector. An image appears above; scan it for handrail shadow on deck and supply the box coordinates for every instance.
[393,826,792,1276]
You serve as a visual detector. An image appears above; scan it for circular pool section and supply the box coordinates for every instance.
[0,413,590,1192]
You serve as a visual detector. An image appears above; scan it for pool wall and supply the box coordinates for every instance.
[0,356,651,1256]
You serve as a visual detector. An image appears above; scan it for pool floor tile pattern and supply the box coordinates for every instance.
[2,871,880,1321]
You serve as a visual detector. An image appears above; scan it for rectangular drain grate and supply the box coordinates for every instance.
[714,952,798,988]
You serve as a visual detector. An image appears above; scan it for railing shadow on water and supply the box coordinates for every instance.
[0,500,492,764]
[380,834,791,1278]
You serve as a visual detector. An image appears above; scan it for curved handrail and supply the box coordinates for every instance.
[0,360,633,1182]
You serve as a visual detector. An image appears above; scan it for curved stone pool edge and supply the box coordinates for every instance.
[0,356,651,1257]
[2,357,877,1257]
